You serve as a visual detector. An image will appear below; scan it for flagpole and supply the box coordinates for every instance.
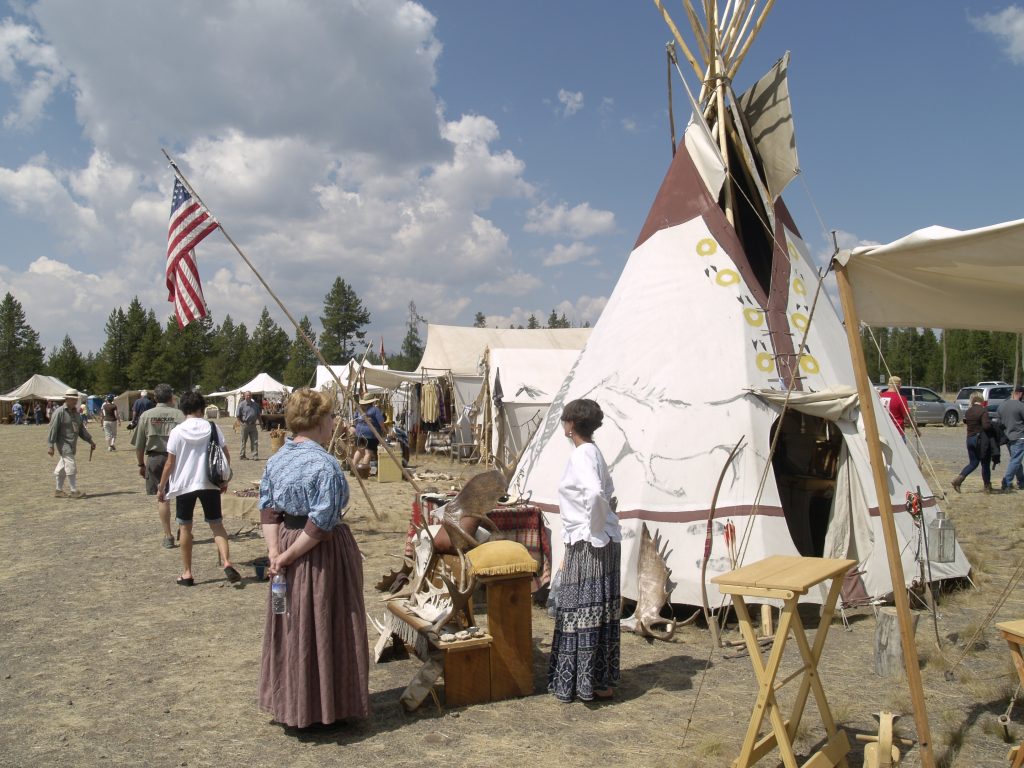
[161,150,422,507]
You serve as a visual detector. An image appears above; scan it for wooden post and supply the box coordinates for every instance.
[834,263,936,767]
[874,606,921,677]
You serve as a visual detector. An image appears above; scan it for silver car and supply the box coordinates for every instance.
[901,386,960,427]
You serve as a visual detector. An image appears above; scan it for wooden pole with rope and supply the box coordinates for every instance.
[161,150,423,515]
[834,259,936,768]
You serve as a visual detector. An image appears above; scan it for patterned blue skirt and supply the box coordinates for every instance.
[548,540,621,702]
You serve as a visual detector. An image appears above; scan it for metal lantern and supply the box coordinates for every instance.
[928,509,957,564]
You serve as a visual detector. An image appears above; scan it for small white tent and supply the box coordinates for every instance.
[209,373,291,417]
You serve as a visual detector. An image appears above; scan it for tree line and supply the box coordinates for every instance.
[0,279,427,397]
[2,288,1019,398]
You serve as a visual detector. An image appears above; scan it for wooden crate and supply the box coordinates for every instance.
[377,447,403,483]
[442,636,492,707]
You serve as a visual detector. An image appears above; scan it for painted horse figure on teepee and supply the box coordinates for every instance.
[511,0,970,612]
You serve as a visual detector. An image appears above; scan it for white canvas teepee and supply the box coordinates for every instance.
[512,4,970,607]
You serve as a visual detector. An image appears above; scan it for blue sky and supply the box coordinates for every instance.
[1,1,1022,356]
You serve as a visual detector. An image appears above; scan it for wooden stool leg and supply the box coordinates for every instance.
[734,597,800,768]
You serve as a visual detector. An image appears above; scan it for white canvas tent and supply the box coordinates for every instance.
[1,374,81,421]
[209,373,291,417]
[1,373,80,402]
[835,218,1024,333]
[511,16,970,608]
[485,348,582,468]
[416,324,591,457]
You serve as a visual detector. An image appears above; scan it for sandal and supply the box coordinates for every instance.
[176,576,194,587]
[223,565,241,584]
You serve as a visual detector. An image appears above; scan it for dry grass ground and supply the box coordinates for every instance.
[0,421,1021,767]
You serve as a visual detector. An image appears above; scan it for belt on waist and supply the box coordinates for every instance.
[146,451,167,456]
[282,514,308,530]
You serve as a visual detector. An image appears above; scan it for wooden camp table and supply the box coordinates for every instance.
[711,555,856,768]
[996,619,1024,768]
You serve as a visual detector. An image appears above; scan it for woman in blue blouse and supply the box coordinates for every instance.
[257,388,369,728]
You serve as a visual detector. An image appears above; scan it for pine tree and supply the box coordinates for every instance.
[526,314,540,329]
[47,335,88,391]
[283,316,319,388]
[319,278,370,362]
[200,315,249,392]
[94,307,131,393]
[244,307,290,380]
[390,302,425,371]
[127,310,167,389]
[156,314,215,392]
[473,312,487,328]
[0,292,44,392]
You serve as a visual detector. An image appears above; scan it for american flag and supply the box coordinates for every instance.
[166,178,219,328]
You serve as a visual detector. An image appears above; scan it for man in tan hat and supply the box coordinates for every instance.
[47,389,97,499]
[352,394,385,470]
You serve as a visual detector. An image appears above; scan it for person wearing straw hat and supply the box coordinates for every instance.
[46,389,96,499]
[351,394,384,471]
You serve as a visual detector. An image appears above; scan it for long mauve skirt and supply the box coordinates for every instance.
[258,523,370,727]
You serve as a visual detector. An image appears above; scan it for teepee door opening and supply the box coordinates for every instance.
[769,410,843,558]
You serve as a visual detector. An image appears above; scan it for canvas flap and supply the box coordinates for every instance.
[738,52,799,201]
[835,217,1024,332]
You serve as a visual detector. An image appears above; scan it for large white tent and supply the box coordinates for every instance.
[1,374,81,421]
[1,374,80,402]
[209,373,291,417]
[511,25,970,607]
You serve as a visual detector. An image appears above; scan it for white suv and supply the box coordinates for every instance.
[954,384,1014,419]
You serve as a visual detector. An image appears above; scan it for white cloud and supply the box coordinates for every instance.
[599,97,614,116]
[0,160,100,249]
[525,201,615,239]
[0,1,619,354]
[970,6,1024,64]
[28,0,447,167]
[542,242,596,267]
[621,118,638,133]
[485,294,606,329]
[476,269,543,296]
[0,18,69,129]
[557,88,583,117]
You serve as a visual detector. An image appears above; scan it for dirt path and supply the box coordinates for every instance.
[0,422,1020,767]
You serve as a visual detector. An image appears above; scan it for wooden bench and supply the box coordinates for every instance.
[384,571,534,709]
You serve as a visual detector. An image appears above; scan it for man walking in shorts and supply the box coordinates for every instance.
[132,384,184,548]
[47,389,96,499]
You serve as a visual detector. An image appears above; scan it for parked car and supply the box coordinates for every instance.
[953,384,1013,419]
[874,385,960,426]
[976,381,1010,387]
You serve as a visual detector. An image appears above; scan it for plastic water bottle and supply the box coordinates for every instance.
[271,573,287,615]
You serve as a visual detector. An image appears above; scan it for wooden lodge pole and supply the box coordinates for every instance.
[834,263,936,768]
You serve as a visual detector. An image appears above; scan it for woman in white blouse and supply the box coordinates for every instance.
[548,398,621,702]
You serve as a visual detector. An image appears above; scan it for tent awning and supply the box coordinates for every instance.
[835,218,1024,332]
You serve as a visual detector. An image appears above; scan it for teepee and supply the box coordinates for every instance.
[511,1,970,609]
